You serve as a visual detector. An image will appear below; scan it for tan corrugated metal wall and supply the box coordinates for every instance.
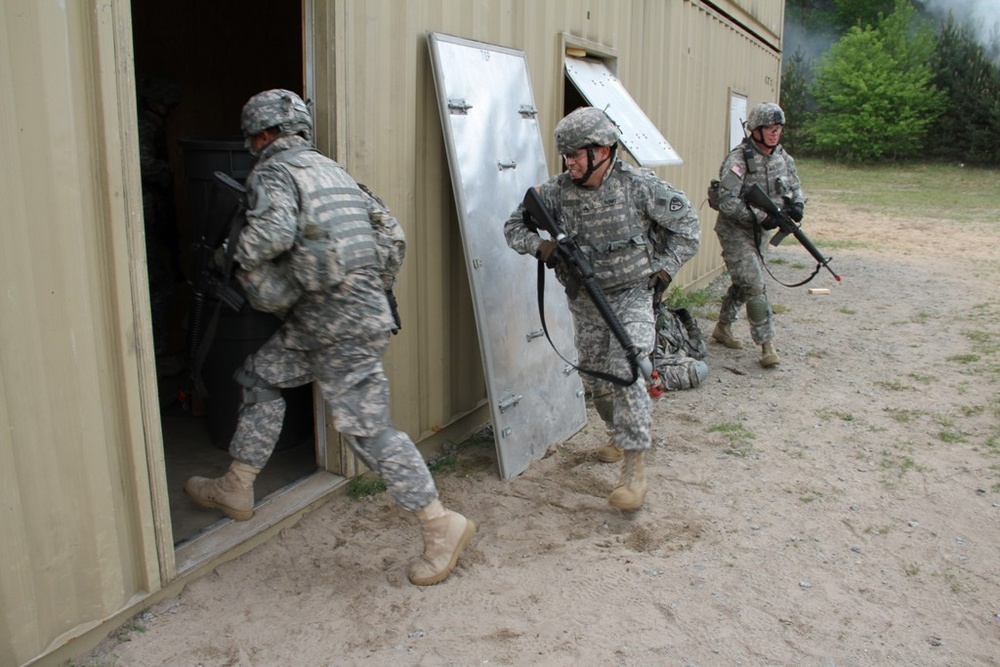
[1,1,782,664]
[316,0,783,445]
[0,1,162,665]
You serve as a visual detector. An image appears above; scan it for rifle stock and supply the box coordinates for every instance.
[522,187,664,397]
[744,183,840,282]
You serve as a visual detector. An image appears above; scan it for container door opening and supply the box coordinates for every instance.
[130,0,322,552]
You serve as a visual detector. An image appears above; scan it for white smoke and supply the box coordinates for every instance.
[783,16,839,64]
[921,0,1000,59]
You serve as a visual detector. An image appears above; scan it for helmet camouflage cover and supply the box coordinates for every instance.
[554,106,621,154]
[241,89,312,140]
[746,102,786,131]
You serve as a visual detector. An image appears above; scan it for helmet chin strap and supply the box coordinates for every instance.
[570,145,615,186]
[752,129,779,150]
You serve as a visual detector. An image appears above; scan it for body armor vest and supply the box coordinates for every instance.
[559,167,652,293]
[270,148,380,292]
[742,145,796,202]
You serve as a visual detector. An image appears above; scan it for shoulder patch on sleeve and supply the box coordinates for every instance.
[669,196,684,212]
[730,163,745,178]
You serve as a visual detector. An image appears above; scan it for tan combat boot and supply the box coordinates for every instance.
[608,450,647,510]
[712,322,744,349]
[760,341,780,368]
[595,433,623,463]
[409,500,476,586]
[183,460,260,521]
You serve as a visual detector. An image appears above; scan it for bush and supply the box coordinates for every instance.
[807,0,942,161]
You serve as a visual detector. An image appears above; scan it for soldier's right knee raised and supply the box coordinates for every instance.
[233,366,282,404]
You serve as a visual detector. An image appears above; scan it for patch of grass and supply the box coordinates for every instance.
[347,471,385,499]
[879,452,931,488]
[964,329,1000,356]
[938,430,968,444]
[817,408,857,422]
[947,353,980,364]
[796,159,1000,222]
[961,404,986,417]
[708,422,754,441]
[838,307,857,315]
[937,567,975,595]
[708,422,755,457]
[903,563,921,576]
[772,303,790,315]
[884,407,926,423]
[427,427,495,477]
[876,379,914,391]
[907,372,935,384]
[664,285,715,311]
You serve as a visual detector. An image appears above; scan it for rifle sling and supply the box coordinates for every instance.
[534,259,638,387]
[753,219,821,288]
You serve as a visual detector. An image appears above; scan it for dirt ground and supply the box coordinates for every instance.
[79,188,1000,666]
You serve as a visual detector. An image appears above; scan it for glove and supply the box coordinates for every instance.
[785,200,804,223]
[536,239,561,268]
[212,244,228,270]
[648,269,672,290]
[760,214,782,231]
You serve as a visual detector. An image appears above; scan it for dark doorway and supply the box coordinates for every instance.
[130,0,316,545]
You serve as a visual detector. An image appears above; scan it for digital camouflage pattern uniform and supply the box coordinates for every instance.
[505,159,700,453]
[714,136,805,344]
[654,307,709,391]
[231,131,436,512]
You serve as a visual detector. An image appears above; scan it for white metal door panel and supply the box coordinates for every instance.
[565,57,683,166]
[427,32,586,479]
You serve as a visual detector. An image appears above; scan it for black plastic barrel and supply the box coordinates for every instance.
[180,136,313,451]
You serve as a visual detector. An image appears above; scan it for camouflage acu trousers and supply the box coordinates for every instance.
[715,223,775,344]
[229,332,436,511]
[569,283,655,452]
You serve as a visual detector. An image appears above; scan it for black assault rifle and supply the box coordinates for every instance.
[186,171,248,397]
[744,182,840,283]
[521,187,665,399]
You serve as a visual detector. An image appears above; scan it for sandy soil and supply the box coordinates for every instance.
[79,188,1000,666]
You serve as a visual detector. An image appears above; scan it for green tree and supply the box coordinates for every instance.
[779,49,813,154]
[832,0,895,30]
[929,17,1000,164]
[808,0,942,161]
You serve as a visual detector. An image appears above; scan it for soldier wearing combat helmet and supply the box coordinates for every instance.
[185,89,476,587]
[710,102,807,367]
[505,106,700,510]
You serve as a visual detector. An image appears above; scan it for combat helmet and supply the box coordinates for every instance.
[555,107,621,185]
[241,89,313,142]
[554,107,621,154]
[746,102,785,131]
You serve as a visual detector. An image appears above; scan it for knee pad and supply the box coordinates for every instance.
[233,366,282,404]
[747,296,771,326]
